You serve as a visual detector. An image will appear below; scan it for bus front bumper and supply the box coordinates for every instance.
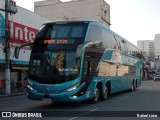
[27,87,93,102]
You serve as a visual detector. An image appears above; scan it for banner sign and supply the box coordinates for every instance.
[0,13,5,42]
[0,13,39,44]
[9,21,38,44]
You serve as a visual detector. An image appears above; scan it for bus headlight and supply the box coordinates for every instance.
[28,80,33,86]
[27,85,34,91]
[66,83,80,92]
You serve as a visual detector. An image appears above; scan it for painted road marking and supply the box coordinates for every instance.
[68,108,98,120]
[119,95,129,101]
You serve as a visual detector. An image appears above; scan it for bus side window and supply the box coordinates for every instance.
[87,24,102,42]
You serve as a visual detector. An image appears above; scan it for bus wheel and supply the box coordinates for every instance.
[92,86,100,103]
[130,81,136,92]
[102,85,108,100]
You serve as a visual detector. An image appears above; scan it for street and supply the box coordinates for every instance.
[0,80,160,120]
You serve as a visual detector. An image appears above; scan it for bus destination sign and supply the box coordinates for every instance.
[43,39,75,44]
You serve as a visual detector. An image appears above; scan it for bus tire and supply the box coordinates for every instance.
[130,81,136,92]
[92,86,100,103]
[102,85,109,100]
[136,80,138,88]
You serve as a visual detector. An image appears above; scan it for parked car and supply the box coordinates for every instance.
[150,74,155,80]
[154,73,160,81]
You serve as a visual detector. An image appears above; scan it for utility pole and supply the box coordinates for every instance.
[3,0,17,95]
[5,0,10,95]
[4,0,11,95]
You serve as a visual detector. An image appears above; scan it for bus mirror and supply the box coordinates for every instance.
[76,41,101,59]
[76,44,84,59]
[14,42,33,59]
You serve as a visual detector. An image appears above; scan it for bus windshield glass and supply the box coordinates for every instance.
[35,22,88,45]
[29,22,88,84]
[29,49,80,84]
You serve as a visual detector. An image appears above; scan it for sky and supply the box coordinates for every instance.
[16,0,160,45]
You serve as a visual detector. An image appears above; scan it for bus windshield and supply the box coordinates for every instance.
[29,49,80,84]
[29,22,88,84]
[35,22,88,45]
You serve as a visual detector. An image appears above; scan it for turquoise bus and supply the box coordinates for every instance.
[15,21,143,103]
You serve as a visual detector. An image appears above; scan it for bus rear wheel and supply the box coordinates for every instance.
[102,85,109,100]
[92,86,100,103]
[130,81,136,92]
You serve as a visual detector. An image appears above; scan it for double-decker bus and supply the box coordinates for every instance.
[15,21,143,103]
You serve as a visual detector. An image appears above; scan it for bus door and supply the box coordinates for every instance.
[109,62,122,92]
[117,64,130,90]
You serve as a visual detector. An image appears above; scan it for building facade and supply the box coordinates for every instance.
[137,40,155,61]
[149,41,155,59]
[137,33,160,71]
[137,33,160,61]
[0,0,49,91]
[34,0,111,28]
[155,34,160,58]
[154,34,160,70]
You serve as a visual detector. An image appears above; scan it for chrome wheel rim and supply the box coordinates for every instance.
[94,88,99,102]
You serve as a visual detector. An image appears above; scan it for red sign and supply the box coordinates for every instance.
[44,40,55,44]
[9,21,39,44]
[44,39,68,44]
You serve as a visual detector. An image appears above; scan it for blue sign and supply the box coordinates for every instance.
[0,13,5,42]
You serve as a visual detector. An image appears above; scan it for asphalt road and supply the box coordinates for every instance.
[0,80,160,120]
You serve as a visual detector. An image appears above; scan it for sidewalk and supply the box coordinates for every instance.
[0,90,27,98]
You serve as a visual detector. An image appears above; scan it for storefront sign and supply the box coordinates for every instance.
[0,13,39,44]
[9,21,38,44]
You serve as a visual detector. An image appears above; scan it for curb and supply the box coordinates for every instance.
[0,92,27,98]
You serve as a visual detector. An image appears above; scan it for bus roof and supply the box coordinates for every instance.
[89,21,141,51]
[43,20,91,25]
[43,20,141,51]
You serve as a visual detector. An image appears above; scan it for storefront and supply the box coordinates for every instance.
[0,1,49,92]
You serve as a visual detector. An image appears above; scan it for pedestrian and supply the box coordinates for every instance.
[1,78,5,94]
